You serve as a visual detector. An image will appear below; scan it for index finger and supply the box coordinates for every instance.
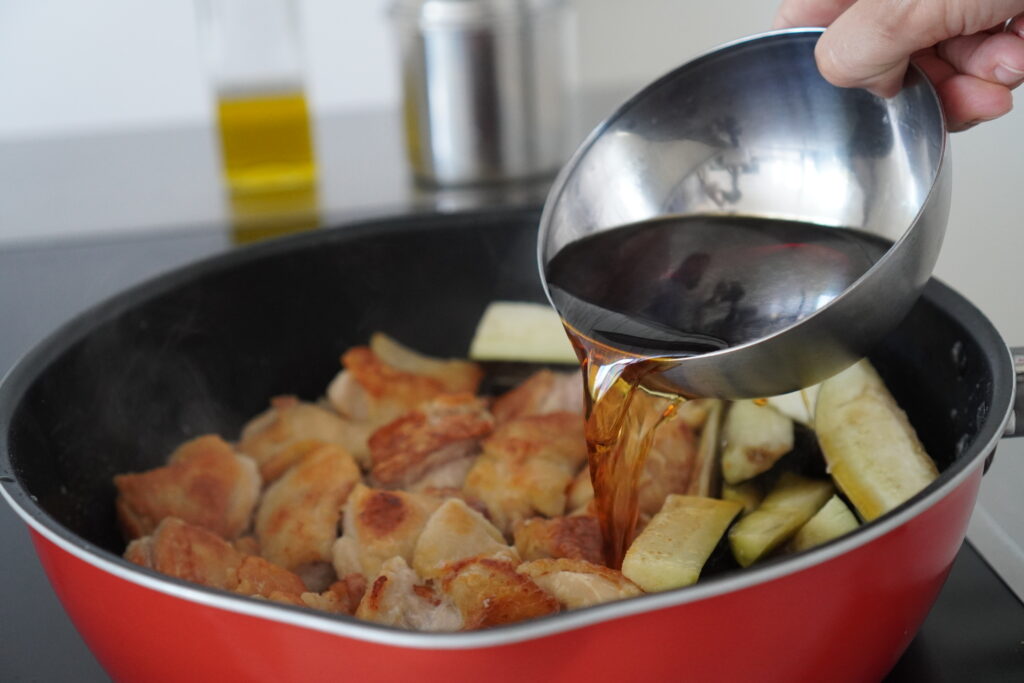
[815,0,1024,94]
[773,0,857,29]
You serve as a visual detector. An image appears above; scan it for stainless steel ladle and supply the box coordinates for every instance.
[538,28,950,398]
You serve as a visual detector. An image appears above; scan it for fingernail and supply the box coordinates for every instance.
[958,114,1000,132]
[866,86,898,99]
[994,63,1024,86]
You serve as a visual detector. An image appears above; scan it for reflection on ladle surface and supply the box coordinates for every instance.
[550,214,884,567]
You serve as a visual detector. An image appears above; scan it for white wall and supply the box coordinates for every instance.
[0,0,776,140]
[0,0,211,139]
[2,0,1022,330]
[2,1,1021,334]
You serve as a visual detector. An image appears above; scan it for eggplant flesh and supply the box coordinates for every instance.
[815,360,938,522]
[728,472,833,568]
[622,495,743,592]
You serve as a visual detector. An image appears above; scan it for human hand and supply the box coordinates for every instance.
[774,0,1024,130]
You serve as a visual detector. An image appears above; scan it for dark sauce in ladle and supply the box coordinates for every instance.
[545,215,881,567]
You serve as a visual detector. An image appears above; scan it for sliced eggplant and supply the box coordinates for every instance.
[621,495,743,592]
[467,301,578,364]
[728,472,833,567]
[721,400,794,485]
[369,332,482,384]
[787,495,860,552]
[766,385,819,427]
[686,400,723,497]
[815,359,938,521]
[721,480,762,516]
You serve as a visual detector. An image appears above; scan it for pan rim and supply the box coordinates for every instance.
[0,208,1013,649]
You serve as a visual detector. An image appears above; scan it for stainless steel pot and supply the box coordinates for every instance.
[391,0,575,186]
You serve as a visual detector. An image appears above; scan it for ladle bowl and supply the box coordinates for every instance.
[538,28,950,398]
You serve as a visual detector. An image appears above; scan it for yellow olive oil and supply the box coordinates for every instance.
[215,91,320,244]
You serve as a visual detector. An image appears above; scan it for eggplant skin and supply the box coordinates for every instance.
[815,360,938,522]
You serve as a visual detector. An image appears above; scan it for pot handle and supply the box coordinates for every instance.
[1004,346,1024,438]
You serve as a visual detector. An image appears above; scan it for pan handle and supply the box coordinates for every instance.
[1004,347,1024,437]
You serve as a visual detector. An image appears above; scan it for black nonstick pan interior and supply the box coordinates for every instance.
[0,208,1010,569]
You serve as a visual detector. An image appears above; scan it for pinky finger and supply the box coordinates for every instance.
[935,73,1014,130]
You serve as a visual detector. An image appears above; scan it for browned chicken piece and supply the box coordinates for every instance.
[369,332,483,394]
[125,517,307,605]
[114,435,260,541]
[409,485,489,519]
[258,591,308,607]
[412,498,519,579]
[238,396,372,475]
[439,557,559,629]
[327,333,483,429]
[407,459,477,494]
[301,574,367,615]
[262,435,371,486]
[636,417,699,519]
[567,466,594,513]
[125,517,241,590]
[463,412,587,534]
[301,587,350,614]
[491,369,583,423]
[325,364,370,419]
[332,483,443,579]
[370,393,494,489]
[255,443,361,582]
[326,355,440,430]
[513,515,604,566]
[232,535,261,556]
[355,556,464,632]
[517,558,642,609]
[234,554,308,602]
